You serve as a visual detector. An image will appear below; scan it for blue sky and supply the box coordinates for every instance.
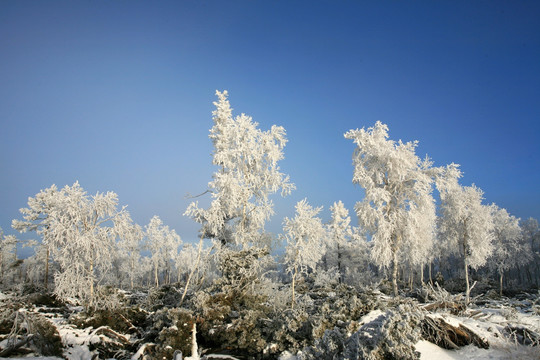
[1,1,539,246]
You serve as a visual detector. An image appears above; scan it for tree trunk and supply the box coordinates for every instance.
[464,258,470,306]
[291,265,297,309]
[44,246,50,290]
[428,261,432,284]
[392,244,399,297]
[499,270,504,296]
[154,264,159,287]
[180,235,204,306]
[90,258,94,301]
[337,243,343,283]
[420,264,424,285]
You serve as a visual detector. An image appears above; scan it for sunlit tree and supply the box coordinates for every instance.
[521,217,540,287]
[12,182,133,306]
[489,205,530,295]
[345,121,437,296]
[437,174,494,305]
[283,199,325,308]
[185,90,295,248]
[0,228,19,287]
[145,215,182,287]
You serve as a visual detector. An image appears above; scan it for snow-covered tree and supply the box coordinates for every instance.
[115,213,145,289]
[0,228,19,287]
[12,182,133,305]
[489,205,530,295]
[344,121,437,296]
[325,201,366,284]
[185,90,295,248]
[521,217,540,287]
[283,199,325,308]
[437,175,494,304]
[12,185,60,290]
[145,215,182,287]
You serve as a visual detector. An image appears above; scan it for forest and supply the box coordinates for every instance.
[1,91,539,359]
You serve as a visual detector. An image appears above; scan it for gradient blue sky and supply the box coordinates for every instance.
[1,1,539,246]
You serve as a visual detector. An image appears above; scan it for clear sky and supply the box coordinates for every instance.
[1,1,539,246]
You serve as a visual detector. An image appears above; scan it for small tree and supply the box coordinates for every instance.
[145,215,182,287]
[12,182,132,306]
[325,201,363,283]
[283,199,325,308]
[115,213,145,289]
[345,121,437,296]
[521,218,540,287]
[0,228,19,287]
[489,205,530,295]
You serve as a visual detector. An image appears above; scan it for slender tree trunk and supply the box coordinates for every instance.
[154,264,159,287]
[89,258,94,301]
[291,265,297,309]
[337,244,342,283]
[130,258,135,289]
[428,261,432,284]
[464,258,470,306]
[44,247,50,291]
[180,235,204,306]
[499,270,504,296]
[392,243,399,297]
[420,264,424,285]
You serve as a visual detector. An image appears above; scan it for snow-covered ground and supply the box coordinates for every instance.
[1,290,539,360]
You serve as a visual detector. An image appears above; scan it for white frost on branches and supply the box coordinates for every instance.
[436,168,494,304]
[489,205,530,295]
[185,90,295,248]
[12,182,134,306]
[344,121,437,296]
[145,215,182,287]
[283,199,325,308]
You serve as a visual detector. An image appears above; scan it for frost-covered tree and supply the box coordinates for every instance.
[22,239,54,287]
[521,217,540,287]
[12,185,59,290]
[185,90,295,248]
[12,182,133,305]
[325,201,366,284]
[0,228,19,287]
[283,199,325,308]
[115,214,145,289]
[145,215,182,287]
[489,206,529,295]
[344,121,437,296]
[437,174,494,304]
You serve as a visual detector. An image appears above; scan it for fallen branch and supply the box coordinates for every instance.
[0,335,34,357]
[88,326,129,346]
[421,315,489,350]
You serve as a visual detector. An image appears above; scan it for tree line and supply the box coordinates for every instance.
[1,91,539,308]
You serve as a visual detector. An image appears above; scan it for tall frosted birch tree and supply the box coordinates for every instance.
[182,91,294,303]
[345,121,437,297]
[184,90,295,248]
[437,172,494,305]
[283,199,325,308]
[489,205,529,296]
[12,182,132,306]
